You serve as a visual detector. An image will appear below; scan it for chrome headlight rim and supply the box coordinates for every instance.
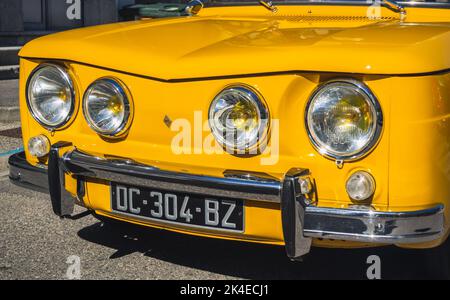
[305,78,383,161]
[82,77,133,137]
[26,63,76,129]
[208,84,271,153]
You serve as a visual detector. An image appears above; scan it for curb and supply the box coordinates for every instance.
[0,156,8,174]
[0,106,20,122]
[0,148,23,174]
[0,65,19,80]
[0,46,21,66]
[0,170,8,179]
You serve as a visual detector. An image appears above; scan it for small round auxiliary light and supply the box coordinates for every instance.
[28,135,50,158]
[346,171,376,201]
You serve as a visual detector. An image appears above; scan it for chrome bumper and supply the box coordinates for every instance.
[62,149,283,204]
[8,151,48,193]
[304,205,445,244]
[9,148,446,259]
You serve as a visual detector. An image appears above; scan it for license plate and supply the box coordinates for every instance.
[110,183,244,232]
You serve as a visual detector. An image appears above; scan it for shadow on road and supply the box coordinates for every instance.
[77,221,448,280]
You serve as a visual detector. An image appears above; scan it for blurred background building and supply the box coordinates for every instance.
[0,0,186,80]
[0,0,141,46]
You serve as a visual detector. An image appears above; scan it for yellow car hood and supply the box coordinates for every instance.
[19,6,450,80]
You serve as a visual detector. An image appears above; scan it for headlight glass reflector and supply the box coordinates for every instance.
[83,78,132,136]
[27,64,74,128]
[209,86,270,152]
[306,80,382,160]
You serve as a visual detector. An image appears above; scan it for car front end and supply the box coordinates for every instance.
[9,1,450,259]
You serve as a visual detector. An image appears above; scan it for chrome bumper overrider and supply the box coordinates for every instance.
[9,147,446,259]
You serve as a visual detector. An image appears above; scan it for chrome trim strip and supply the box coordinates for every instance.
[61,150,282,203]
[304,205,445,244]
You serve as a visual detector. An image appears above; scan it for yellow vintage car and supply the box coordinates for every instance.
[8,0,450,262]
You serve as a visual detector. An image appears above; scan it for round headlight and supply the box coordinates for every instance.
[27,64,75,128]
[306,79,382,161]
[209,85,270,153]
[83,78,132,136]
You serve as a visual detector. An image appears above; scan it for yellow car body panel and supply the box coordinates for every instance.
[19,6,450,79]
[16,4,450,249]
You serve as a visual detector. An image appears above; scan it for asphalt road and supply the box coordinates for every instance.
[0,79,19,107]
[0,128,449,280]
[1,173,449,280]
